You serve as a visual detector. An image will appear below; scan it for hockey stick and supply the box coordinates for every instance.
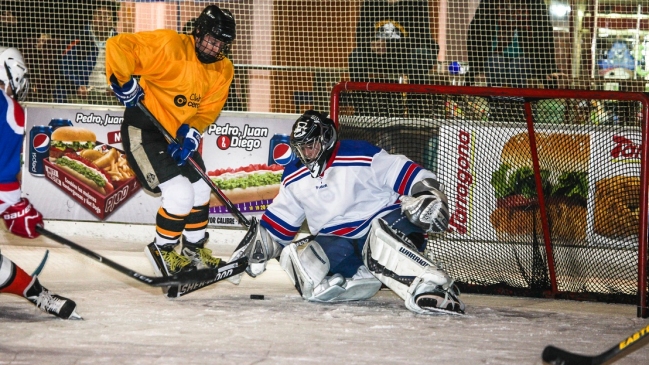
[36,226,248,287]
[541,323,649,365]
[31,249,49,276]
[136,102,250,228]
[167,218,260,297]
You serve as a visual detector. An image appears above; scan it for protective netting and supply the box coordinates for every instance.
[334,83,648,311]
[2,1,648,112]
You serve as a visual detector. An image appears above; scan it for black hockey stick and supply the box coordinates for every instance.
[136,101,250,227]
[542,323,649,365]
[165,256,249,297]
[167,218,260,297]
[36,226,247,287]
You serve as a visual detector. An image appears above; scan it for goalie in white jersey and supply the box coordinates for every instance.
[234,110,464,315]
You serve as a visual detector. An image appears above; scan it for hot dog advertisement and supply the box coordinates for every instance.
[436,125,641,248]
[207,163,283,211]
[26,109,141,220]
[22,104,297,227]
[201,115,296,227]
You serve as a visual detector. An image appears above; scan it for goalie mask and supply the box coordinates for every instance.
[0,47,29,101]
[193,5,236,64]
[290,110,338,178]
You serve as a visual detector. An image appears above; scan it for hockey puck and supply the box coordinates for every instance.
[250,294,265,300]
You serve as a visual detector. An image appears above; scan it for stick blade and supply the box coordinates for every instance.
[166,256,249,296]
[149,264,240,287]
[542,345,593,365]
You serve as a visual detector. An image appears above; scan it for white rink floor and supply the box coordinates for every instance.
[0,222,648,365]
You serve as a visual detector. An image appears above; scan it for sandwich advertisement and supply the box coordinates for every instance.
[437,125,641,247]
[22,104,296,227]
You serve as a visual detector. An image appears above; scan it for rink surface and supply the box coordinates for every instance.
[1,222,648,365]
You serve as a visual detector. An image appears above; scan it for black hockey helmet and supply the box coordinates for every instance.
[193,5,236,63]
[290,110,338,177]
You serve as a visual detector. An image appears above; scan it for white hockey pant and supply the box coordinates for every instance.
[362,218,465,315]
[279,240,381,302]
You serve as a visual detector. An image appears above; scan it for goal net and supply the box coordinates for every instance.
[331,82,649,317]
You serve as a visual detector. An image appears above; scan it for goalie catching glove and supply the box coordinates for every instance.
[400,178,450,234]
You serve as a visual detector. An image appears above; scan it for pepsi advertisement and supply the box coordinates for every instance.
[22,104,297,227]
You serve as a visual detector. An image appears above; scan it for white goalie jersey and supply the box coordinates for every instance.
[260,140,437,244]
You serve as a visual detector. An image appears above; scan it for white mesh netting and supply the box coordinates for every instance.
[1,1,647,113]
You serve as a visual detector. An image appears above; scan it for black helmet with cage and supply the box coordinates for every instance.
[290,110,338,178]
[193,5,236,64]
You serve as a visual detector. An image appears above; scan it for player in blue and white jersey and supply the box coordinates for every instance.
[0,47,80,319]
[234,110,465,315]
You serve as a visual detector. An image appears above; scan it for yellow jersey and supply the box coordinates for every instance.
[106,29,234,136]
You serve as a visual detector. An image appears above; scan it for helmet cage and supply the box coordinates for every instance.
[0,48,29,101]
[290,112,337,177]
[193,6,236,63]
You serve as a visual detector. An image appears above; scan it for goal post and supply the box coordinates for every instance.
[330,82,649,318]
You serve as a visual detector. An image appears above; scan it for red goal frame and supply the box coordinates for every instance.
[330,82,649,318]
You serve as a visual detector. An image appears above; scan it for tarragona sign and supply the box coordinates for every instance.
[438,126,642,243]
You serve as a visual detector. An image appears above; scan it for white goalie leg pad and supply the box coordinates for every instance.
[331,265,382,302]
[279,241,382,302]
[362,218,465,315]
[279,240,330,300]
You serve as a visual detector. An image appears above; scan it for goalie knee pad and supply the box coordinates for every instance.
[363,218,465,315]
[279,240,381,302]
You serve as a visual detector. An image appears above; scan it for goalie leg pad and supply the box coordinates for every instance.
[363,218,465,315]
[330,265,382,302]
[279,240,329,300]
[279,241,382,302]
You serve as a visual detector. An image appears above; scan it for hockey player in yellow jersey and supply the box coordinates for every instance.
[105,5,235,278]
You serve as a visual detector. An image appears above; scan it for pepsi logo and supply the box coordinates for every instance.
[32,133,50,153]
[272,143,294,166]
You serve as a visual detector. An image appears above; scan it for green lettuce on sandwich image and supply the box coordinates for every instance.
[207,164,284,207]
[212,171,282,190]
[489,133,590,241]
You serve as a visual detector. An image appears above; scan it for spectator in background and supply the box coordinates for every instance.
[182,18,196,35]
[0,1,21,49]
[58,1,119,104]
[466,0,561,89]
[10,1,85,102]
[348,0,438,85]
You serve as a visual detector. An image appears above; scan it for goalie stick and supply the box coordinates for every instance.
[542,323,649,365]
[36,226,248,287]
[136,101,250,228]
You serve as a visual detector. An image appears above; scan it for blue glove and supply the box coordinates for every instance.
[110,77,144,107]
[167,124,201,166]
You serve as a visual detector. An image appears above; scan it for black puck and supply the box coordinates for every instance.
[250,294,265,300]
